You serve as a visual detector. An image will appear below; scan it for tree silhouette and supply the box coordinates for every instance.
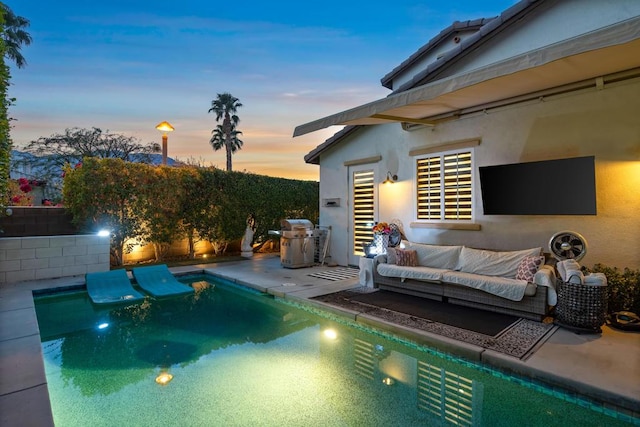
[1,4,32,68]
[208,93,243,171]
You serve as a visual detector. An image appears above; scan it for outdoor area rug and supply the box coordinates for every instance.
[307,268,360,281]
[312,289,556,359]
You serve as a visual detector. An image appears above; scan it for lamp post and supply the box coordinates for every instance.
[155,121,174,165]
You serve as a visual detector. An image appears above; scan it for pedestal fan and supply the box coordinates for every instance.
[548,231,588,261]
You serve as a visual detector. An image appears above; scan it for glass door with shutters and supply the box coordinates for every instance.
[349,166,378,266]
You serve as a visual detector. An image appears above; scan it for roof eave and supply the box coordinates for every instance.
[295,17,640,139]
[380,17,494,89]
[304,126,360,165]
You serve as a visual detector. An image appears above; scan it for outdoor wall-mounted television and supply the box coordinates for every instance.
[479,156,596,215]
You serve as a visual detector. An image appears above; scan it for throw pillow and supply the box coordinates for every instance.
[515,255,545,282]
[396,249,418,267]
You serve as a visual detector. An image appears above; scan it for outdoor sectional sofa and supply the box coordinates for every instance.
[372,241,558,320]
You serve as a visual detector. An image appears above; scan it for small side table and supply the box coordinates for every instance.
[359,257,375,288]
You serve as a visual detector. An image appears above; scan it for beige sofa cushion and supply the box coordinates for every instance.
[455,246,543,278]
[403,241,463,270]
[377,263,447,282]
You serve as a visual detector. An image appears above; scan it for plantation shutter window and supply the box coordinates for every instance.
[443,152,472,220]
[416,149,473,221]
[417,156,442,220]
[353,170,375,256]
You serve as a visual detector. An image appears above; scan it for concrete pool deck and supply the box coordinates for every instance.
[1,253,639,426]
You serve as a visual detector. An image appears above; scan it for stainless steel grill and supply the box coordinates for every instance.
[279,219,315,268]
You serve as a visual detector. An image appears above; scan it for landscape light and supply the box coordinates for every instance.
[97,229,110,237]
[155,121,175,165]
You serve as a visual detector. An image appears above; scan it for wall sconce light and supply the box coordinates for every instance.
[382,171,397,184]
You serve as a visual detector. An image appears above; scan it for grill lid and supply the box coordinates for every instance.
[280,219,313,230]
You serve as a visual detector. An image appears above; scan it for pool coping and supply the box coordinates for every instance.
[1,264,639,426]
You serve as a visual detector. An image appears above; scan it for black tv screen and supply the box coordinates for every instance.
[479,156,596,215]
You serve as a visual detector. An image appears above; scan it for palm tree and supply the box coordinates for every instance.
[1,4,32,69]
[208,92,242,171]
[209,124,243,166]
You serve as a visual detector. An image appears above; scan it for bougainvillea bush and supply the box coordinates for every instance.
[4,178,53,206]
[7,179,34,206]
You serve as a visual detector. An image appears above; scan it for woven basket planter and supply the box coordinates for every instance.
[555,279,607,333]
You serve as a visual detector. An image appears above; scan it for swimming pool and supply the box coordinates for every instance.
[34,275,635,426]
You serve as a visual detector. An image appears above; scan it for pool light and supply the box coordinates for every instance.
[323,329,338,340]
[155,372,173,385]
[97,322,109,330]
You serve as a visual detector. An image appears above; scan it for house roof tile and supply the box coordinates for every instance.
[392,0,544,93]
[380,17,495,89]
[303,125,359,165]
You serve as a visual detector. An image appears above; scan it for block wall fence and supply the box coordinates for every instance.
[0,235,110,284]
[0,207,275,283]
[0,207,79,237]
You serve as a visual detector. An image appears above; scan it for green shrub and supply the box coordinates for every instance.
[63,160,319,265]
[587,263,640,314]
[0,26,12,222]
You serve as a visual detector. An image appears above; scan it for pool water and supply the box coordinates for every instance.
[34,275,635,427]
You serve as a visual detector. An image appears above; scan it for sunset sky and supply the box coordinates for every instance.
[8,0,516,181]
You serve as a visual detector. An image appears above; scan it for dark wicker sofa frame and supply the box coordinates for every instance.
[372,258,551,321]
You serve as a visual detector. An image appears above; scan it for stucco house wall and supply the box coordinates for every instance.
[319,76,640,270]
[308,0,640,270]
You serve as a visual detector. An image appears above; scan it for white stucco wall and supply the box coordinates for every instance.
[318,78,640,269]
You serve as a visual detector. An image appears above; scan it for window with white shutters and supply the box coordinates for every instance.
[417,150,473,221]
[417,156,442,220]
